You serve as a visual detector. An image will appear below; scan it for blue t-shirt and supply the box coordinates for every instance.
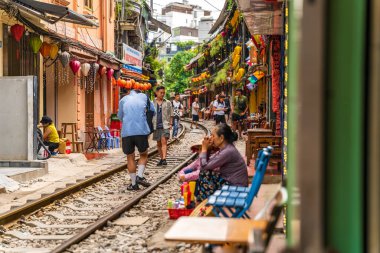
[117,90,155,137]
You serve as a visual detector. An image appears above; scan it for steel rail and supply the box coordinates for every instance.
[0,123,186,227]
[51,152,197,253]
[51,121,208,253]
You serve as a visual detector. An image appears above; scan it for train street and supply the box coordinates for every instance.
[0,0,376,252]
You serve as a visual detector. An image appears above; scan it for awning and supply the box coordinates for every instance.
[9,0,98,27]
[149,16,171,34]
[236,0,283,35]
[208,0,230,34]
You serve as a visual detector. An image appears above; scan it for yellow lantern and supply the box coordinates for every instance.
[49,44,59,60]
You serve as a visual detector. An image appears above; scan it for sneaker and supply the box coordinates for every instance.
[126,183,140,191]
[157,159,163,166]
[136,176,151,187]
[162,159,167,166]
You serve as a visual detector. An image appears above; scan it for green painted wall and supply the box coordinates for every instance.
[287,0,299,246]
[326,0,365,252]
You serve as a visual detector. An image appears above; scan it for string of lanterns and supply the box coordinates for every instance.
[113,78,152,91]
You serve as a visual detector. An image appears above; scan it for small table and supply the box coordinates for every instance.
[84,130,100,153]
[165,217,267,245]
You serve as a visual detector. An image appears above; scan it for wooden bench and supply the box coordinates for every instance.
[165,187,287,252]
[189,199,214,217]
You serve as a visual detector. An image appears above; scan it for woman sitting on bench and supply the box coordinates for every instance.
[196,124,248,202]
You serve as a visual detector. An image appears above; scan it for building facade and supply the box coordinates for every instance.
[0,0,118,148]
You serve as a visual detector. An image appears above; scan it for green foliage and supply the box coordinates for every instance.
[164,50,196,94]
[198,55,205,68]
[212,60,231,85]
[175,41,196,51]
[227,0,235,11]
[210,37,224,57]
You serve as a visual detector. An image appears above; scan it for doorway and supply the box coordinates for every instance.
[85,91,94,148]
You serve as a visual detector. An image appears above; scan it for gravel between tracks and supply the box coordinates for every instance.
[0,122,205,252]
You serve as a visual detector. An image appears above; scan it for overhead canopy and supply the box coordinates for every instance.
[208,0,230,34]
[236,0,283,35]
[9,0,98,27]
[149,16,171,34]
[185,53,204,70]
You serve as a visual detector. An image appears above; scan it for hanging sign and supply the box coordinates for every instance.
[122,43,142,71]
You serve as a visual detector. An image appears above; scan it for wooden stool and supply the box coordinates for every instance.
[72,141,84,153]
[61,123,83,153]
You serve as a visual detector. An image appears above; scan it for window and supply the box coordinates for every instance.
[84,0,93,9]
[188,32,192,36]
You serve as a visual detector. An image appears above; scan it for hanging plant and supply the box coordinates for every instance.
[198,56,205,67]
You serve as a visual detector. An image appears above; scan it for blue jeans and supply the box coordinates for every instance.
[172,117,179,137]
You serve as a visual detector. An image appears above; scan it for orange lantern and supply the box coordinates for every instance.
[125,80,131,89]
[147,83,152,90]
[40,42,51,59]
[131,79,136,86]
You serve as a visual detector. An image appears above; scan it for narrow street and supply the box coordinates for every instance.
[0,0,377,253]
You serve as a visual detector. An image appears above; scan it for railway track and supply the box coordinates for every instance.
[0,120,208,253]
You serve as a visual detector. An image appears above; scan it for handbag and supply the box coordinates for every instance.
[146,95,154,134]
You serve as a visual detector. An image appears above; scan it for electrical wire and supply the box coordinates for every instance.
[203,0,221,11]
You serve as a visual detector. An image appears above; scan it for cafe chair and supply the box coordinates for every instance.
[206,147,272,218]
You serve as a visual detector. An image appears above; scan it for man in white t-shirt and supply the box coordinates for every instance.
[191,97,200,129]
[172,92,183,137]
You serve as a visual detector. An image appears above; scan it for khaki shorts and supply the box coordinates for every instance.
[153,128,170,141]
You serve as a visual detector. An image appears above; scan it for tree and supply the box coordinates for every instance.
[164,50,196,94]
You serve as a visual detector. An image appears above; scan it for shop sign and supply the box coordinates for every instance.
[123,43,142,70]
[123,64,142,74]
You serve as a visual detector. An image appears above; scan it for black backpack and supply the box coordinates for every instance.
[146,95,154,134]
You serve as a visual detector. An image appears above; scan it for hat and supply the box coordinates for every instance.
[40,116,53,124]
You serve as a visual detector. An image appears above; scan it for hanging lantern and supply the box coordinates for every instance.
[126,80,132,89]
[69,60,81,75]
[94,63,100,73]
[29,36,42,54]
[59,51,70,67]
[81,63,91,77]
[98,66,106,76]
[39,42,51,59]
[117,78,123,87]
[106,68,114,80]
[10,24,25,42]
[113,70,121,80]
[49,44,59,60]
